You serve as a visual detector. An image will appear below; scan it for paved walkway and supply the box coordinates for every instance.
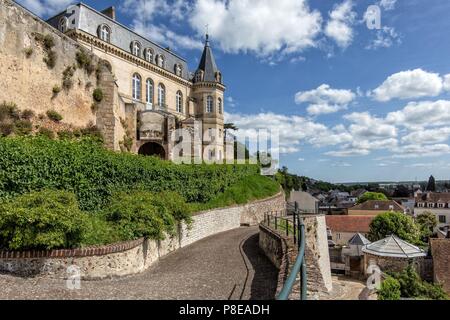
[0,227,278,300]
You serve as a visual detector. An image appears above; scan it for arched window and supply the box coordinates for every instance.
[206,96,214,113]
[131,41,141,57]
[98,24,111,42]
[157,54,165,68]
[176,91,183,113]
[218,98,223,114]
[132,73,141,100]
[59,17,68,33]
[174,64,182,77]
[158,83,166,109]
[146,78,154,108]
[145,48,153,63]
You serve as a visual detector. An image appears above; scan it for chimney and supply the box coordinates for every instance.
[101,6,116,20]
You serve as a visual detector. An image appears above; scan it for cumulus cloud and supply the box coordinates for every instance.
[379,0,397,11]
[401,127,450,145]
[189,0,322,57]
[17,0,72,16]
[324,0,357,48]
[444,74,450,92]
[393,144,450,158]
[366,26,401,50]
[372,69,444,101]
[295,84,355,116]
[386,100,450,128]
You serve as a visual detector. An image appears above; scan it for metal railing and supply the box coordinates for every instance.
[263,202,307,300]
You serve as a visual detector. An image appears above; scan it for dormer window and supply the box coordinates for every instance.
[174,64,182,77]
[438,203,445,208]
[215,71,222,83]
[98,24,111,42]
[131,41,141,57]
[156,54,165,68]
[59,17,68,33]
[428,203,434,208]
[145,48,153,63]
[195,70,203,83]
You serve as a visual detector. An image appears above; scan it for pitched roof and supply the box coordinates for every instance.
[362,235,426,258]
[196,35,219,82]
[415,192,450,203]
[349,200,404,211]
[326,215,373,233]
[348,233,371,246]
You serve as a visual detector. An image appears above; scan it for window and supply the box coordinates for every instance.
[131,41,141,56]
[206,96,214,113]
[132,73,141,100]
[158,83,166,109]
[157,54,165,68]
[146,79,154,107]
[98,24,111,42]
[195,71,203,82]
[218,98,223,114]
[418,203,424,208]
[176,91,183,113]
[439,215,446,223]
[174,64,182,77]
[59,17,68,33]
[428,203,435,208]
[145,48,153,63]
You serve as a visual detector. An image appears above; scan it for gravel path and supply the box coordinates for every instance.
[0,227,278,300]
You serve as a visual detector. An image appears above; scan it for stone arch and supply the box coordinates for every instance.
[138,142,166,159]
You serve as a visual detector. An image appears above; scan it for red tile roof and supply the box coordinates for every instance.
[326,215,374,233]
[349,200,404,211]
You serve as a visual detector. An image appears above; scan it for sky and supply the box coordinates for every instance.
[17,0,450,183]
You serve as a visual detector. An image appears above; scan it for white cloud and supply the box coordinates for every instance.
[393,144,450,158]
[325,149,370,157]
[444,74,450,91]
[295,84,355,116]
[366,26,401,50]
[17,0,72,16]
[372,69,444,102]
[189,0,322,57]
[344,112,397,139]
[401,127,450,145]
[386,100,450,128]
[324,0,357,48]
[379,0,397,11]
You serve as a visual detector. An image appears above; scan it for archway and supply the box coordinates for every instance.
[138,142,166,159]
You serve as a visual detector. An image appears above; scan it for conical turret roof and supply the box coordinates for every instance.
[196,34,220,83]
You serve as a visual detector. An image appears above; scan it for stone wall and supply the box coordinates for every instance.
[0,192,285,280]
[259,214,333,299]
[430,238,450,294]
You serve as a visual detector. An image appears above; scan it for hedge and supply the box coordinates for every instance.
[0,137,259,210]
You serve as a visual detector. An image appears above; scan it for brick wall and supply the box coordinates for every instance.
[430,238,450,294]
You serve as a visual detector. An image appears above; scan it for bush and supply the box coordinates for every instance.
[0,190,87,250]
[44,50,57,69]
[93,88,104,102]
[52,85,61,96]
[368,211,421,244]
[13,120,33,136]
[21,109,35,120]
[62,66,75,90]
[43,35,55,50]
[24,47,33,58]
[0,137,260,211]
[37,127,55,139]
[46,109,63,122]
[0,123,14,137]
[0,102,20,121]
[378,277,401,300]
[76,49,95,74]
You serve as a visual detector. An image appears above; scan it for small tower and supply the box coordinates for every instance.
[192,34,226,162]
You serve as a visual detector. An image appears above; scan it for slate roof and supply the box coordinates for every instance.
[326,215,373,233]
[362,235,426,258]
[196,35,220,83]
[415,192,450,203]
[348,233,371,246]
[349,200,404,211]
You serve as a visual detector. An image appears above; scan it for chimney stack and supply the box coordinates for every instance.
[101,6,116,20]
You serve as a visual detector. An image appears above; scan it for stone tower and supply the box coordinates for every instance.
[192,35,225,162]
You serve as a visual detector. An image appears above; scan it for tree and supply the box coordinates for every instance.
[378,277,401,300]
[368,211,421,244]
[393,185,411,198]
[416,212,438,242]
[426,175,436,192]
[357,191,388,204]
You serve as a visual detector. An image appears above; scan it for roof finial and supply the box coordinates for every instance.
[205,24,210,45]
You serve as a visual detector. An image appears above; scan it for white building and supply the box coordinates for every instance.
[415,192,450,231]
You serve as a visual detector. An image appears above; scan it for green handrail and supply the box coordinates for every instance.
[276,214,307,300]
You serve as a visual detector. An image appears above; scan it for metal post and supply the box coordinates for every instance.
[286,219,289,236]
[293,213,297,245]
[275,216,278,230]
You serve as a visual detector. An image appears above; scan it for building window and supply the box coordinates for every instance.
[176,91,183,113]
[174,64,182,77]
[145,48,153,63]
[428,203,435,208]
[98,24,111,42]
[157,54,165,68]
[438,203,445,208]
[132,73,141,100]
[146,78,154,107]
[218,98,223,114]
[206,96,214,113]
[195,70,203,82]
[439,215,446,223]
[131,41,141,57]
[59,17,68,33]
[158,83,166,109]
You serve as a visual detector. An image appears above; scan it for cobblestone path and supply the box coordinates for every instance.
[0,227,278,300]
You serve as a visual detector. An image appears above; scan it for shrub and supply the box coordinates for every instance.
[24,47,33,58]
[37,127,55,139]
[368,211,421,244]
[76,49,94,74]
[21,109,35,120]
[62,66,75,90]
[13,120,33,136]
[57,129,74,140]
[93,88,104,102]
[0,102,20,121]
[43,35,55,50]
[0,137,260,210]
[0,190,87,250]
[52,85,61,96]
[44,50,57,68]
[378,277,401,300]
[80,123,103,142]
[0,123,14,137]
[46,109,63,122]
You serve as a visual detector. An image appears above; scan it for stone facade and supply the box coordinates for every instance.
[259,214,333,299]
[362,253,428,278]
[0,192,285,280]
[430,238,450,294]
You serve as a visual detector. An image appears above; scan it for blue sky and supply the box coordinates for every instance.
[19,0,450,183]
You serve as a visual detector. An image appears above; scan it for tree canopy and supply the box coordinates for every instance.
[357,191,388,204]
[368,211,421,244]
[416,211,438,242]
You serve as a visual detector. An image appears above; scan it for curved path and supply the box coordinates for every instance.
[0,227,278,300]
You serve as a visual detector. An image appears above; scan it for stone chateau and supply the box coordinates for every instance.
[1,1,225,160]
